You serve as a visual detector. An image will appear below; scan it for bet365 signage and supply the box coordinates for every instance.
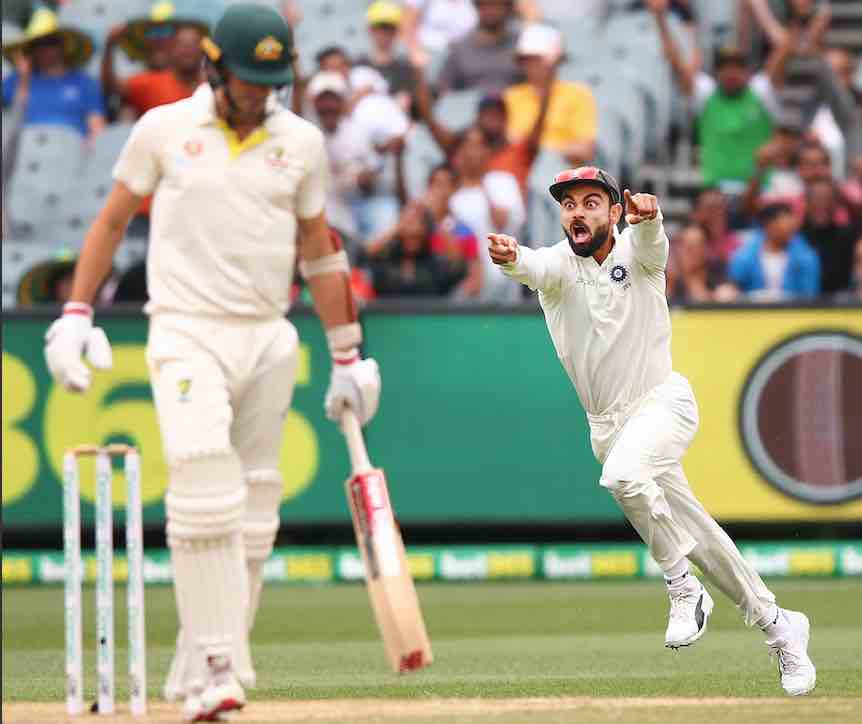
[3,334,322,523]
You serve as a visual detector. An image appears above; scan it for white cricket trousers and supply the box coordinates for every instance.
[146,313,299,691]
[588,372,776,626]
[146,313,299,470]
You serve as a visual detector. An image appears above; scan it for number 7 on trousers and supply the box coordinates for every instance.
[340,409,433,673]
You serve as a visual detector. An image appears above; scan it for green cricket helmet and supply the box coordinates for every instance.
[202,2,294,87]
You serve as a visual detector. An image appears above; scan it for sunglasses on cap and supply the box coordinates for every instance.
[553,167,602,184]
[549,166,621,204]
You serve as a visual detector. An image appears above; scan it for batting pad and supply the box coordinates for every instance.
[166,452,252,690]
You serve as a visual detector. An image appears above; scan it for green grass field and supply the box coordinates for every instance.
[3,579,861,723]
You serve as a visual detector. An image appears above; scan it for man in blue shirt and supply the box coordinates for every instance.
[728,202,821,300]
[2,8,105,140]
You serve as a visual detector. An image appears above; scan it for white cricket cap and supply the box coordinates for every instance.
[517,23,563,59]
[308,71,348,98]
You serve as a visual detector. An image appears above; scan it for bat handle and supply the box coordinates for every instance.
[340,408,373,474]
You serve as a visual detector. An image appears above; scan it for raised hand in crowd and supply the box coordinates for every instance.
[13,53,31,96]
[645,0,671,15]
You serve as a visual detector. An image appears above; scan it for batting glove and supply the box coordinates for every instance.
[325,351,381,426]
[44,302,113,392]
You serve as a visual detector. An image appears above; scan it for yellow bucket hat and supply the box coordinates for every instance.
[121,0,210,61]
[2,8,93,69]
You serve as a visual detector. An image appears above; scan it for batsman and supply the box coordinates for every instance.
[43,4,380,721]
[488,167,816,696]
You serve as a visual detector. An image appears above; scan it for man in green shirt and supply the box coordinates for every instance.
[649,0,793,193]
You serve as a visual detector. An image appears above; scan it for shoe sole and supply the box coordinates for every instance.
[665,589,715,650]
[785,614,816,696]
[194,697,245,722]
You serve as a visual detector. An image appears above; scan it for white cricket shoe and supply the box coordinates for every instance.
[664,576,714,649]
[766,610,816,696]
[182,692,205,722]
[166,630,255,703]
[184,656,246,722]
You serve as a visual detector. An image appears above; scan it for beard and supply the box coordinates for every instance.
[219,87,270,128]
[564,221,612,258]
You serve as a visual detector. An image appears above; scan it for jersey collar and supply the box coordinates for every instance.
[190,83,279,158]
[189,83,281,128]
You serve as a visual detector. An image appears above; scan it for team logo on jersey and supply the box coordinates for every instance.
[609,264,629,285]
[255,36,283,61]
[178,377,192,403]
[184,140,203,157]
[266,146,289,169]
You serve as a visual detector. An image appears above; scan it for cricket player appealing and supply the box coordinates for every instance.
[43,5,381,721]
[488,167,816,696]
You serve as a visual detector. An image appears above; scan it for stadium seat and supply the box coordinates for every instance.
[560,63,642,179]
[6,125,86,242]
[692,0,738,68]
[594,110,625,180]
[604,10,691,58]
[222,0,280,10]
[434,88,482,132]
[1,239,67,308]
[591,74,648,176]
[402,123,444,200]
[620,58,673,160]
[549,14,602,68]
[603,43,674,160]
[424,46,449,87]
[292,0,371,61]
[59,0,153,41]
[174,0,226,28]
[59,0,151,78]
[2,21,21,79]
[87,121,134,177]
[63,123,135,236]
[526,149,568,249]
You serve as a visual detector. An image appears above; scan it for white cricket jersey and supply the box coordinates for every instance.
[502,213,672,416]
[113,84,328,318]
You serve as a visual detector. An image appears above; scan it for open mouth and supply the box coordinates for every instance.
[570,221,592,245]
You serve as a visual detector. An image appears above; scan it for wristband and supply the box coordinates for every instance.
[332,348,360,365]
[299,250,350,280]
[63,302,93,317]
[326,322,362,355]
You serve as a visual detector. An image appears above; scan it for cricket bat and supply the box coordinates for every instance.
[340,408,433,673]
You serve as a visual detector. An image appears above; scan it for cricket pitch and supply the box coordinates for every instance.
[5,697,862,724]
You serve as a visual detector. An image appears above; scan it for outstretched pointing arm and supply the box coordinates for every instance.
[624,189,668,271]
[488,233,561,293]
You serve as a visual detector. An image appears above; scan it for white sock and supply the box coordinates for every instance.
[663,557,690,586]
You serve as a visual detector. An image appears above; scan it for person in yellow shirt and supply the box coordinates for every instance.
[504,24,597,165]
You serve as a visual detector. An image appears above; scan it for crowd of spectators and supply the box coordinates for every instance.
[2,0,861,306]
